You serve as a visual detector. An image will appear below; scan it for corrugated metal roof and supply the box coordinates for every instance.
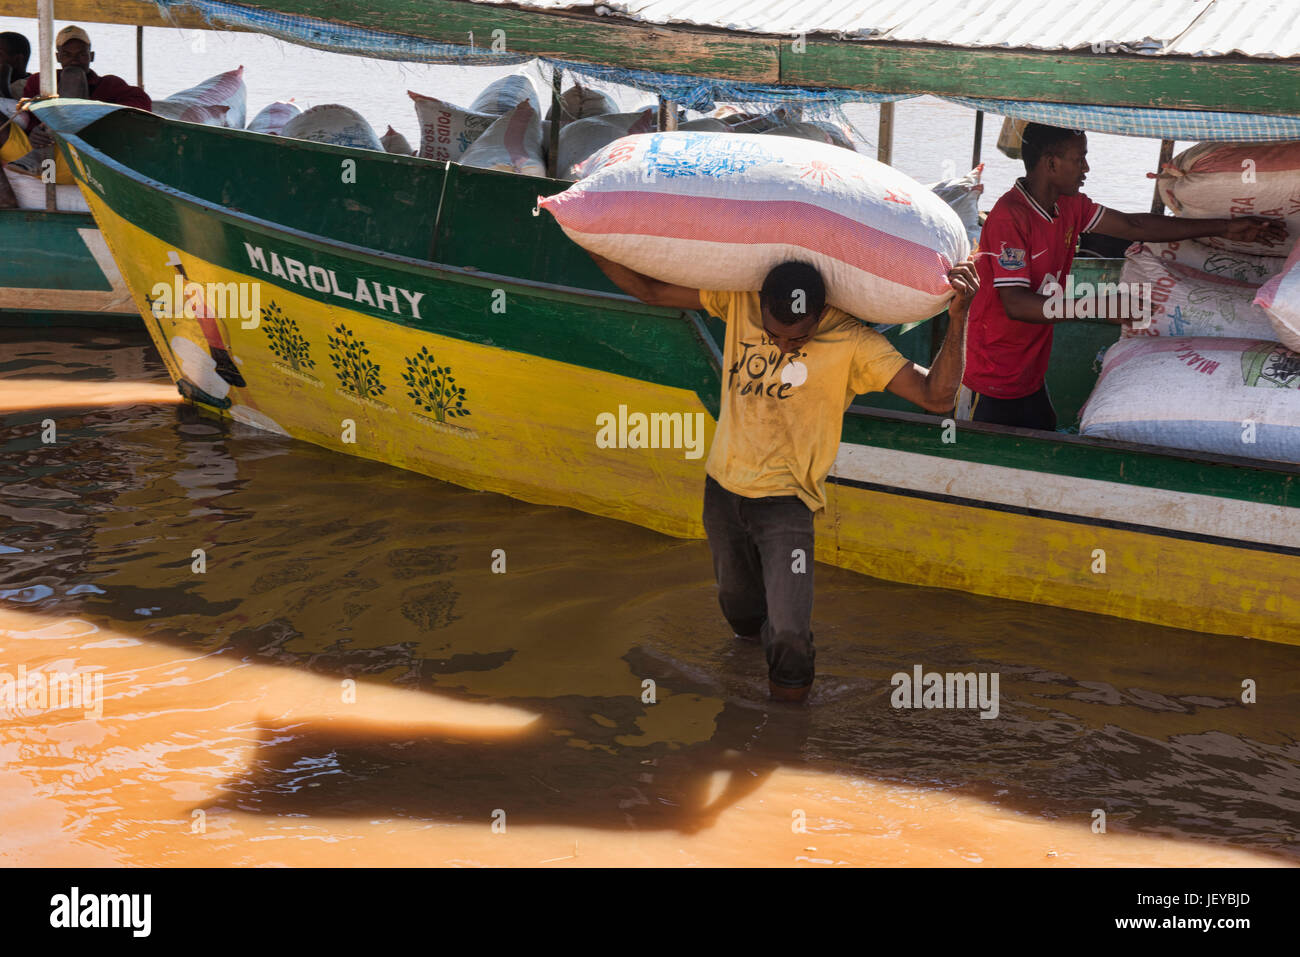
[469,0,1300,57]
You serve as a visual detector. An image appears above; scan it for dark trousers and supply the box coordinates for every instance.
[968,383,1058,431]
[702,475,816,688]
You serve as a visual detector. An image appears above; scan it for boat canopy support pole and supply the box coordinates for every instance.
[547,67,561,178]
[136,25,144,88]
[1151,139,1175,214]
[877,102,895,166]
[658,96,677,132]
[38,0,54,210]
[971,110,983,169]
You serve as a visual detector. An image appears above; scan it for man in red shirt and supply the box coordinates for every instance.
[959,123,1285,430]
[20,26,151,110]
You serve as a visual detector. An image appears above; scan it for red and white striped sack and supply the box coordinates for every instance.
[538,131,968,324]
[153,66,247,128]
[1156,142,1300,257]
[1254,240,1300,352]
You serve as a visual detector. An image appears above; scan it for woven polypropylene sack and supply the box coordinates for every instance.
[1254,241,1300,352]
[409,92,496,163]
[539,131,968,324]
[1080,337,1300,463]
[555,109,656,181]
[280,105,383,152]
[153,66,246,128]
[470,69,542,116]
[247,100,300,135]
[1119,241,1277,340]
[1156,142,1300,257]
[459,100,546,177]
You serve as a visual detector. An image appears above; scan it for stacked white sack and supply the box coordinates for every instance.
[1080,337,1300,464]
[1156,142,1300,257]
[152,67,247,128]
[1254,241,1300,352]
[1119,241,1278,340]
[280,105,383,152]
[539,131,969,325]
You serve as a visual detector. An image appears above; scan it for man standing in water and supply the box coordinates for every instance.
[960,122,1285,430]
[588,252,978,702]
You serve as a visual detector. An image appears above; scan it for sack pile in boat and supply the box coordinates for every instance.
[539,130,970,326]
[148,63,865,180]
[1081,140,1300,463]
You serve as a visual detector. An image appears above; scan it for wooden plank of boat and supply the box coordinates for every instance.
[0,208,136,321]
[33,100,1299,644]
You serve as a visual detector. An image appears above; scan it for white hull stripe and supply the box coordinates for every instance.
[830,443,1300,551]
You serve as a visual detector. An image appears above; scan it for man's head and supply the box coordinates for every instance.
[759,261,825,354]
[55,26,93,70]
[0,32,30,73]
[1021,123,1089,195]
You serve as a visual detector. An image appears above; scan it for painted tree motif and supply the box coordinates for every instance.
[260,301,315,373]
[403,346,470,421]
[328,323,386,399]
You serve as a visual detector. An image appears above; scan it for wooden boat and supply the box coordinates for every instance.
[27,1,1300,643]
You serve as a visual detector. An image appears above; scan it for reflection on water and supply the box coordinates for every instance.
[1,329,1298,866]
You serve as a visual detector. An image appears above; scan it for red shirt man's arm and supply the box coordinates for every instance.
[92,75,152,111]
[21,73,38,98]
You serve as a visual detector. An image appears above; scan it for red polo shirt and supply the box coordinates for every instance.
[963,179,1105,399]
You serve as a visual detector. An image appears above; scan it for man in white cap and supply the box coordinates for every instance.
[9,25,151,175]
[21,25,151,109]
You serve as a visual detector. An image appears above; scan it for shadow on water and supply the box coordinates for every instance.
[2,330,1299,859]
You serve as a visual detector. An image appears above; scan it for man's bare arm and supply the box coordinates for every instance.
[588,252,702,311]
[1095,208,1287,248]
[884,260,975,413]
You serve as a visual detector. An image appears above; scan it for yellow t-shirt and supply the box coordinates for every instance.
[700,289,909,513]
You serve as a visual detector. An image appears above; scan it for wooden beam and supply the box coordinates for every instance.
[546,67,560,178]
[1151,139,1175,214]
[4,0,1297,115]
[784,41,1300,115]
[657,96,677,131]
[0,0,222,31]
[971,110,983,169]
[877,101,894,166]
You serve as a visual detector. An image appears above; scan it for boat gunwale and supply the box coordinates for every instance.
[44,104,1300,484]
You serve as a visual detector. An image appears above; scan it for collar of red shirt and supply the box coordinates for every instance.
[1014,178,1059,223]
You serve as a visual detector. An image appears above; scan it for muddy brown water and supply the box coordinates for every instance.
[1,329,1297,866]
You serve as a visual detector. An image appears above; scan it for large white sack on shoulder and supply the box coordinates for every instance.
[927,163,984,246]
[557,109,655,180]
[247,100,300,135]
[154,66,246,128]
[408,91,495,162]
[1080,337,1300,463]
[547,84,618,126]
[1254,241,1300,352]
[1156,141,1300,257]
[280,105,383,151]
[381,125,415,155]
[539,131,969,325]
[459,99,546,177]
[1119,242,1275,340]
[470,67,542,116]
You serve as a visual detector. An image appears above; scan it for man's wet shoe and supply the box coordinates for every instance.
[210,348,246,388]
[769,680,812,703]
